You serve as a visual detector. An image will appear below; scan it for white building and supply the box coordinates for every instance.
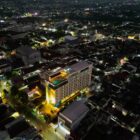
[44,61,93,106]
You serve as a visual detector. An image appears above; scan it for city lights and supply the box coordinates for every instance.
[0,0,140,140]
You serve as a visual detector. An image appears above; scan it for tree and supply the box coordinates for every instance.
[10,86,29,108]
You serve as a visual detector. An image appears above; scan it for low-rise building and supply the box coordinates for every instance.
[58,100,89,132]
[0,59,11,74]
[64,35,78,45]
[16,46,41,66]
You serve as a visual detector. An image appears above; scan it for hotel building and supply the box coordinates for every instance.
[42,61,92,106]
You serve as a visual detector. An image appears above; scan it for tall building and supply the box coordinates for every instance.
[43,61,93,106]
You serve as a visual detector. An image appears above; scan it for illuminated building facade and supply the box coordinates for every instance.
[45,61,93,106]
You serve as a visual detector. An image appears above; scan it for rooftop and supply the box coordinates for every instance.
[65,35,77,41]
[49,61,91,86]
[16,46,38,56]
[59,100,89,123]
[64,61,91,74]
[49,70,68,87]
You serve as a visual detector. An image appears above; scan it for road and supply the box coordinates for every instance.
[22,108,64,140]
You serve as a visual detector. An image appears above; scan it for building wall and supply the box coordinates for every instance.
[53,64,93,104]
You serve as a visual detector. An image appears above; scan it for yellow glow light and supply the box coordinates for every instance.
[51,96,56,104]
[11,112,20,118]
[128,36,135,40]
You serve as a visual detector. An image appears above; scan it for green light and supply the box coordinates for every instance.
[53,80,62,85]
